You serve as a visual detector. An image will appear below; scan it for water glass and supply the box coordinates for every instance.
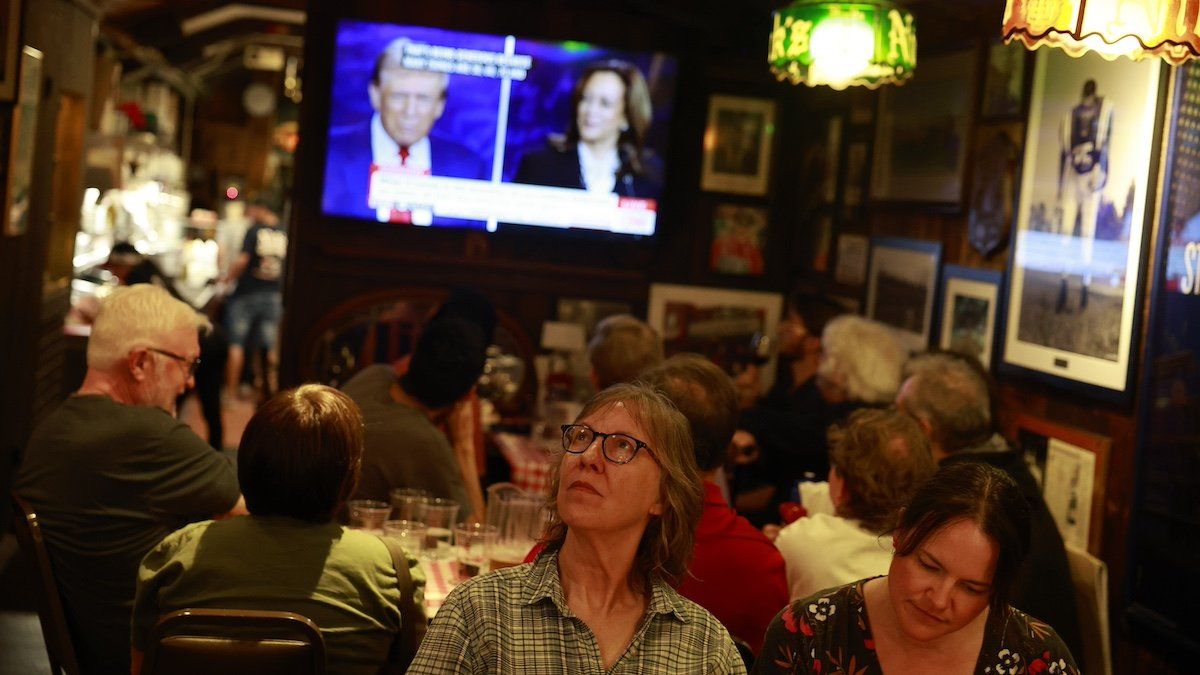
[390,488,429,521]
[455,522,498,579]
[419,498,459,558]
[347,500,391,532]
[382,519,427,558]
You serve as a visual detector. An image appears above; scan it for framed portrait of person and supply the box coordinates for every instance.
[1000,48,1167,404]
[870,48,977,208]
[647,283,783,389]
[1009,414,1110,556]
[709,203,768,276]
[864,237,942,352]
[938,265,1003,370]
[700,95,777,196]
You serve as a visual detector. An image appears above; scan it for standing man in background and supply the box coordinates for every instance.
[223,202,287,403]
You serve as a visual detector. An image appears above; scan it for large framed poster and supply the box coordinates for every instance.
[1000,48,1167,403]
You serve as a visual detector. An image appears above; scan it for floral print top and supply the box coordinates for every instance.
[752,578,1079,675]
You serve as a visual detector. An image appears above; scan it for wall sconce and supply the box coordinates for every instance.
[769,0,917,90]
[1003,0,1200,64]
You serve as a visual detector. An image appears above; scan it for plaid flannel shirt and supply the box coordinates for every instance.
[408,550,746,674]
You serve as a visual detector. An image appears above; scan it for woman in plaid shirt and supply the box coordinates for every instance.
[409,383,745,673]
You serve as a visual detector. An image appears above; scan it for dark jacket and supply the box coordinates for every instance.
[514,142,663,201]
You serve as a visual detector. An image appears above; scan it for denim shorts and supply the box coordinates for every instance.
[225,292,282,350]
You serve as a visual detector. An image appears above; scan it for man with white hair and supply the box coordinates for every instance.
[323,36,489,224]
[15,285,243,674]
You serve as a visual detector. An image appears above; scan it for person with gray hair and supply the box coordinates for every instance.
[895,351,1083,663]
[587,313,664,390]
[15,284,243,674]
[323,36,489,225]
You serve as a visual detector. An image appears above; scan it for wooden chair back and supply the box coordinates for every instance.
[10,492,81,675]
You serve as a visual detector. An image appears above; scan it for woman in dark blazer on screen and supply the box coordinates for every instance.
[515,59,663,200]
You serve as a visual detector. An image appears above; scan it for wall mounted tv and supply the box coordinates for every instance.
[322,20,678,236]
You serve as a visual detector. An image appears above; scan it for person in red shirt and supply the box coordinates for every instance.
[640,353,789,657]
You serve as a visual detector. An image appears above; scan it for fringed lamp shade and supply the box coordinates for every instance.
[1003,0,1200,64]
[769,0,917,90]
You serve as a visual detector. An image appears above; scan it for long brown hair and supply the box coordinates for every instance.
[540,383,702,592]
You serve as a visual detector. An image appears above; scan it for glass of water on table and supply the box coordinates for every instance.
[455,522,498,579]
[347,500,391,533]
[418,498,459,559]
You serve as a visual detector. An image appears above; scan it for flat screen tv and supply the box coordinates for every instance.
[322,20,678,236]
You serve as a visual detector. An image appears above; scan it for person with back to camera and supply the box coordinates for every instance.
[587,313,664,391]
[773,408,936,602]
[754,462,1079,674]
[408,383,745,673]
[131,385,423,674]
[515,59,663,200]
[640,353,788,658]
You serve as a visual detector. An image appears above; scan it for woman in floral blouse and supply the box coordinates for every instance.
[754,462,1078,675]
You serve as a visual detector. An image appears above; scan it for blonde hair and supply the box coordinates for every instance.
[87,285,210,370]
[588,314,663,389]
[817,316,906,404]
[541,383,702,592]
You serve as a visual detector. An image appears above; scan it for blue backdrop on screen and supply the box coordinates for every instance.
[322,20,677,232]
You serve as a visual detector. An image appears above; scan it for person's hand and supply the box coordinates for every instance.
[761,524,781,541]
[729,429,760,466]
[732,364,762,410]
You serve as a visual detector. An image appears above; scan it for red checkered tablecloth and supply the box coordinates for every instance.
[492,432,557,496]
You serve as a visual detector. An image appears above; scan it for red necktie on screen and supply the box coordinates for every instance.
[389,145,412,224]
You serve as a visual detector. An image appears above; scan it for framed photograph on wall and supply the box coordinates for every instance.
[938,265,1003,369]
[870,49,976,207]
[3,45,42,237]
[1001,48,1166,403]
[980,41,1028,120]
[709,203,768,276]
[834,233,869,286]
[865,237,942,351]
[700,95,776,196]
[0,0,20,101]
[1010,414,1111,555]
[647,283,782,389]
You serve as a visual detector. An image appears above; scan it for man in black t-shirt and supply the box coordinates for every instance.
[222,204,287,401]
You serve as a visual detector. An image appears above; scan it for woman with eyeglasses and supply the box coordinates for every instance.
[753,462,1079,675]
[408,382,745,674]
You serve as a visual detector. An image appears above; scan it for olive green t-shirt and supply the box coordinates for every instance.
[133,516,417,675]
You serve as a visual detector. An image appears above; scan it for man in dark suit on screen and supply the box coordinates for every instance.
[323,37,489,226]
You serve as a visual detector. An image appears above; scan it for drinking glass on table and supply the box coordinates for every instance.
[383,519,428,558]
[454,522,498,579]
[418,498,459,559]
[487,489,547,569]
[390,488,430,521]
[347,499,391,532]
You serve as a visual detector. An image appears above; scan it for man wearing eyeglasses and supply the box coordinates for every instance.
[15,285,244,674]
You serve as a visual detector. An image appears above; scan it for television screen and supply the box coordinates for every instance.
[322,20,678,236]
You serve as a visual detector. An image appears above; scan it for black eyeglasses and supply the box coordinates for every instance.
[148,347,201,377]
[561,424,656,465]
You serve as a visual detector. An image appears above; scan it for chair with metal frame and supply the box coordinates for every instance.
[10,491,81,675]
[140,608,326,675]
